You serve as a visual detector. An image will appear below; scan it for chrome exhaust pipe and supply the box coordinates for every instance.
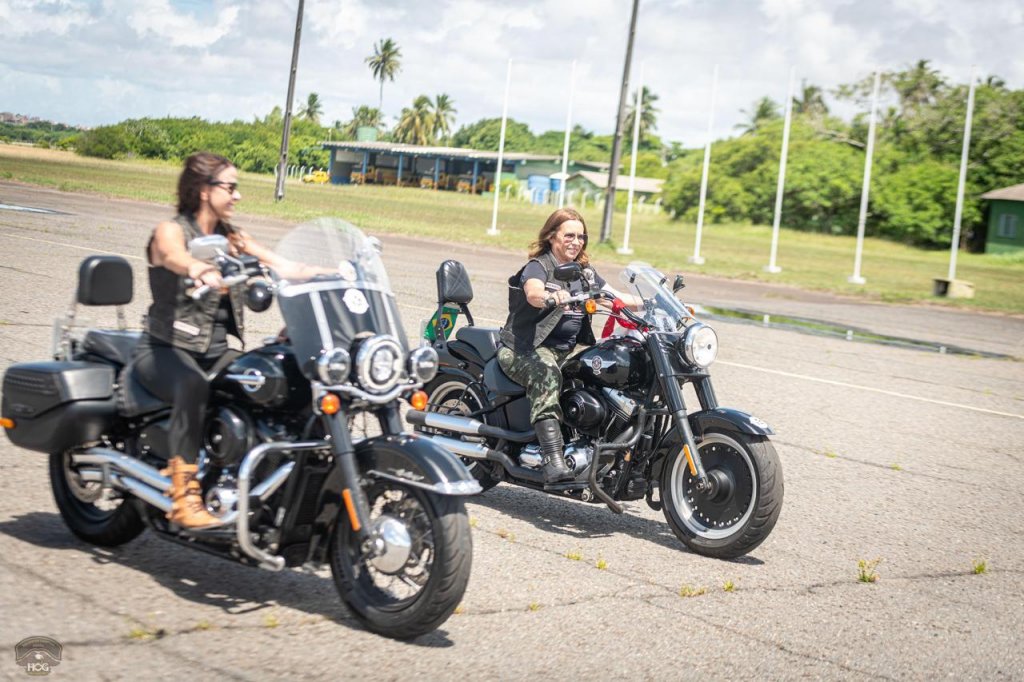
[113,474,172,513]
[430,435,491,460]
[73,449,170,491]
[406,409,536,443]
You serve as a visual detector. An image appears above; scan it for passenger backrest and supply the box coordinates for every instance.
[432,260,476,350]
[77,255,133,306]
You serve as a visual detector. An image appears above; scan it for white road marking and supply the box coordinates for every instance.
[1,232,145,260]
[720,360,1024,420]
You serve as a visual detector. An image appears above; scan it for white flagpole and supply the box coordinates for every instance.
[948,66,977,281]
[765,67,795,274]
[488,58,513,236]
[849,70,881,285]
[618,62,644,255]
[558,60,577,208]
[690,64,719,265]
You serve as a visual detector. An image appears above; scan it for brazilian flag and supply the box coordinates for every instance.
[423,306,460,341]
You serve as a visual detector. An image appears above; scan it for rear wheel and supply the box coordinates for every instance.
[661,430,783,560]
[419,376,500,491]
[329,479,472,639]
[49,450,145,547]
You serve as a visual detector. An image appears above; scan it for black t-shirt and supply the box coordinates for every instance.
[520,261,606,351]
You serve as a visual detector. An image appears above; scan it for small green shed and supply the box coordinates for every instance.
[981,183,1024,253]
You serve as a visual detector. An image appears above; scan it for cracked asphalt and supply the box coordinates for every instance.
[1,183,1022,680]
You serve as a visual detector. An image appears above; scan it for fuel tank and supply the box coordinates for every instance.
[213,343,310,410]
[563,336,649,391]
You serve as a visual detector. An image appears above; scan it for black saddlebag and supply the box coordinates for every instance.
[2,361,117,453]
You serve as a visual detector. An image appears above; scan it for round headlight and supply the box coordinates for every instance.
[355,335,404,393]
[316,347,351,385]
[408,346,439,383]
[681,323,719,368]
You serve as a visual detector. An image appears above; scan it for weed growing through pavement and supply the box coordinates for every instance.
[858,558,882,583]
[565,548,583,561]
[469,516,478,528]
[193,620,213,631]
[723,580,735,592]
[596,558,608,570]
[453,604,465,615]
[890,463,902,471]
[823,449,838,459]
[527,602,541,612]
[127,625,165,641]
[973,558,988,574]
[678,584,707,598]
[263,613,280,628]
[496,528,515,541]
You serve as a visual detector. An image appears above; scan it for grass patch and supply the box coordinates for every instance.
[4,145,1023,314]
[262,613,280,628]
[565,548,583,561]
[678,584,707,598]
[527,602,541,612]
[972,558,988,574]
[723,580,736,592]
[857,558,882,583]
[596,557,608,570]
[126,625,165,641]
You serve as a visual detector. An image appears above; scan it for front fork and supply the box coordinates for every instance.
[649,337,715,492]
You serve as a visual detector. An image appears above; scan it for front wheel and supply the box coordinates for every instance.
[329,479,472,639]
[661,430,783,560]
[49,450,145,547]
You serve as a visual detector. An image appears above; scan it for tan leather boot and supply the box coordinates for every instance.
[162,457,222,528]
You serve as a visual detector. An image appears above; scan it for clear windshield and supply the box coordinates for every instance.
[271,218,407,378]
[619,262,693,333]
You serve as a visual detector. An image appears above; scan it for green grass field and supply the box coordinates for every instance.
[2,144,1022,314]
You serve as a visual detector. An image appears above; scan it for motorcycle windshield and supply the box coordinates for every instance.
[272,218,408,378]
[619,262,694,332]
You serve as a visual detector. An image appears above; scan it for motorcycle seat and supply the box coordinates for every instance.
[82,330,142,367]
[117,363,169,417]
[455,326,500,362]
[483,357,525,398]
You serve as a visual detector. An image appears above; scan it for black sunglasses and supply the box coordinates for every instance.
[209,180,239,193]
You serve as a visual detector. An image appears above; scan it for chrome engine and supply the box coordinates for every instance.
[517,440,593,475]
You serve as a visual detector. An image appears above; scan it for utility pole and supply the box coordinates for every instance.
[274,0,305,203]
[600,0,640,244]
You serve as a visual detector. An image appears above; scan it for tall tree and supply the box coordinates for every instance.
[343,105,384,138]
[393,95,435,145]
[623,86,660,141]
[365,38,402,112]
[298,93,323,124]
[431,93,457,144]
[793,80,828,117]
[735,96,780,135]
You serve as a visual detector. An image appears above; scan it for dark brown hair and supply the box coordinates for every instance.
[528,207,590,267]
[177,151,233,215]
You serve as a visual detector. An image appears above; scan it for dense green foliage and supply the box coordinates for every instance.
[0,121,79,147]
[664,62,1022,247]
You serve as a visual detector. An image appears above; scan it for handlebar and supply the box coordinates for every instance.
[189,273,251,300]
[543,289,612,310]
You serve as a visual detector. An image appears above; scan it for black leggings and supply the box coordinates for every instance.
[134,337,235,464]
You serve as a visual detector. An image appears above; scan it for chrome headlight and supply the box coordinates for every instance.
[355,335,404,393]
[680,323,718,368]
[316,347,351,385]
[408,346,439,383]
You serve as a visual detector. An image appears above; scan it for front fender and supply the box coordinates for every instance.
[356,434,482,496]
[689,407,774,437]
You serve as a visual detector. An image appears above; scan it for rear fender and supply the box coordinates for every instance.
[356,434,482,496]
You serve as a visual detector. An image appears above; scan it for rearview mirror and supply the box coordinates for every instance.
[188,235,229,262]
[553,262,582,282]
[672,275,686,293]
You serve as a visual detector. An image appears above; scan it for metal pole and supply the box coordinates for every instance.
[558,60,577,209]
[618,64,644,255]
[600,0,640,243]
[690,64,719,266]
[850,70,881,285]
[765,67,795,274]
[488,58,513,236]
[274,0,304,203]
[948,66,977,281]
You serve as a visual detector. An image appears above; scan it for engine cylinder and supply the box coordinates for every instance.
[561,389,606,436]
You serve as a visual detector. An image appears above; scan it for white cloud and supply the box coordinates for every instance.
[123,0,240,48]
[0,0,95,38]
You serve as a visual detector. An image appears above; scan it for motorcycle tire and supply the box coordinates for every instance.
[50,450,145,547]
[660,429,783,560]
[329,479,472,640]
[418,376,500,491]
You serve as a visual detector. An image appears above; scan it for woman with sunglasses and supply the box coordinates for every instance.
[134,151,302,527]
[497,207,639,484]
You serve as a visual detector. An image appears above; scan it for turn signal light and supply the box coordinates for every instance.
[320,393,341,415]
[584,299,598,314]
[0,417,14,429]
[409,390,428,411]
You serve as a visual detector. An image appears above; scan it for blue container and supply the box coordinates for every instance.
[550,177,563,192]
[527,174,549,190]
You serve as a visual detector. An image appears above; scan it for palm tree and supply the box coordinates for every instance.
[431,94,457,144]
[343,106,384,138]
[365,38,402,112]
[735,96,780,135]
[298,92,323,124]
[891,59,945,115]
[393,95,435,146]
[793,80,828,117]
[623,86,660,141]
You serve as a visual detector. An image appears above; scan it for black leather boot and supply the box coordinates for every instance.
[535,418,572,483]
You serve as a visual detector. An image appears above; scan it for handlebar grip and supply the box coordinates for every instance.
[190,285,211,300]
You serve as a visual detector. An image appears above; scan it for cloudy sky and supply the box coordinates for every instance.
[2,0,1021,146]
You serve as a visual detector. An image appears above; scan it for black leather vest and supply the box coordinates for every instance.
[144,214,246,354]
[499,251,595,354]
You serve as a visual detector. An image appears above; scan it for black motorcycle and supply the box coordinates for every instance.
[407,259,783,559]
[1,219,478,639]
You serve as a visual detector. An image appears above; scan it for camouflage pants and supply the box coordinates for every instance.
[496,345,571,424]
